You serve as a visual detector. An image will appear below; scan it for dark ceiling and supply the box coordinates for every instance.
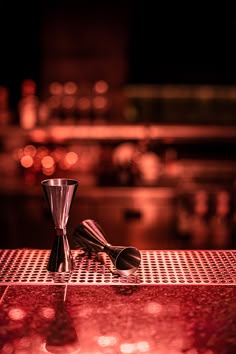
[0,1,236,106]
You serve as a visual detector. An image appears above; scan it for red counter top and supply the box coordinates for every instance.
[0,249,236,353]
[1,284,236,353]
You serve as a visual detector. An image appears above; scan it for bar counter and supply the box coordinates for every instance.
[0,249,236,353]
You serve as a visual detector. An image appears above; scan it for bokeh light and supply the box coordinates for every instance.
[65,151,78,165]
[64,81,77,95]
[97,335,117,347]
[39,307,55,319]
[8,307,26,320]
[94,80,109,94]
[49,81,63,95]
[92,96,108,110]
[41,155,55,169]
[20,155,34,168]
[23,144,37,157]
[120,343,136,353]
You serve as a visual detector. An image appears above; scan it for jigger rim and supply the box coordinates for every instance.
[114,246,141,276]
[41,178,79,186]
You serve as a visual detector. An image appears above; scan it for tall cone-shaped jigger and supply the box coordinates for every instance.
[42,178,78,272]
[73,219,141,276]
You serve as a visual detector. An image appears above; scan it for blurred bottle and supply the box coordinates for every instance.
[92,80,111,123]
[76,81,92,124]
[191,190,211,248]
[18,79,39,129]
[47,81,63,124]
[0,86,11,125]
[135,139,161,186]
[175,192,192,242]
[159,147,182,187]
[232,180,236,245]
[61,81,78,123]
[210,190,232,249]
[38,101,50,126]
[112,142,139,186]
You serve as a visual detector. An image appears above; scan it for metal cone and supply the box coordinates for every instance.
[42,178,78,230]
[73,219,141,275]
[74,219,108,252]
[105,245,141,276]
[42,178,78,272]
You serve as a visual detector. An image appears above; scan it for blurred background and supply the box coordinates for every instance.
[0,1,236,251]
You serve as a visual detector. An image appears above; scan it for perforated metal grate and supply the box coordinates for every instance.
[0,249,235,285]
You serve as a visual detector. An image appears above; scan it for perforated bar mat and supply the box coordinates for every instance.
[0,249,235,285]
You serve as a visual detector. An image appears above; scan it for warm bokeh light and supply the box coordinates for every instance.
[50,127,70,142]
[39,307,55,319]
[136,341,150,352]
[145,301,163,315]
[62,95,76,109]
[136,151,161,184]
[42,166,56,176]
[64,81,77,95]
[36,146,49,158]
[49,81,63,95]
[16,143,82,177]
[23,144,37,157]
[92,96,108,110]
[8,307,26,320]
[120,343,136,353]
[113,142,138,165]
[29,129,47,143]
[97,335,117,347]
[94,80,109,94]
[65,151,78,165]
[216,190,231,217]
[193,190,209,216]
[41,155,55,169]
[20,155,34,168]
[16,148,24,160]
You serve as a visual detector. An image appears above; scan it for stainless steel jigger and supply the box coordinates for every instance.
[42,178,78,272]
[73,219,141,276]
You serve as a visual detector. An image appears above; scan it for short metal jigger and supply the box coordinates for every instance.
[42,178,78,272]
[73,219,141,276]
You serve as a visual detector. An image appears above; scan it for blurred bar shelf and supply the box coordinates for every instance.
[1,124,236,142]
[0,176,175,197]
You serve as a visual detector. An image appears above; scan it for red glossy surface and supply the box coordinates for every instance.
[0,284,236,353]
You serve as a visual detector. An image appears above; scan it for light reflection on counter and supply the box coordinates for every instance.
[0,284,234,353]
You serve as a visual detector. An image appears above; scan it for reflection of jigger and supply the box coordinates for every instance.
[42,178,78,272]
[45,285,80,353]
[73,219,141,276]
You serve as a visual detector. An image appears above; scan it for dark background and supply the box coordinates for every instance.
[1,2,236,105]
[129,4,236,85]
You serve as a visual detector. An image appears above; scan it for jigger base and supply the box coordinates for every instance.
[47,235,74,273]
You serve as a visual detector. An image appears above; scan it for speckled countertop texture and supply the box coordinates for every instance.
[0,284,236,353]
